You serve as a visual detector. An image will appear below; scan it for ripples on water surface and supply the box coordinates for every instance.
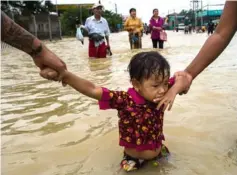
[1,31,237,175]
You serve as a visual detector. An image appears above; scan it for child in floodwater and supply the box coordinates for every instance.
[40,51,182,172]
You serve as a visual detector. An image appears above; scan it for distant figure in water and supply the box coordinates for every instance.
[82,3,110,58]
[40,51,184,172]
[207,20,215,35]
[149,8,165,49]
[124,8,143,49]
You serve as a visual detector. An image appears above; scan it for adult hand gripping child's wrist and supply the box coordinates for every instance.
[154,71,193,111]
[40,67,68,84]
[173,70,193,95]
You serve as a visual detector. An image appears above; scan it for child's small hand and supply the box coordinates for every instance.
[40,68,60,81]
[156,88,177,112]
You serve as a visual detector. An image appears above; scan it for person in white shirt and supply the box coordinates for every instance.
[84,3,110,58]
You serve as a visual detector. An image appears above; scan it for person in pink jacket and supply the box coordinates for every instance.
[149,9,165,49]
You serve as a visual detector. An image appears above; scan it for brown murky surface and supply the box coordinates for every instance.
[1,31,237,175]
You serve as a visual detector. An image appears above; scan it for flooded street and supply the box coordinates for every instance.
[1,31,237,175]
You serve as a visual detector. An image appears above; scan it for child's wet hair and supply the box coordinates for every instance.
[128,51,170,82]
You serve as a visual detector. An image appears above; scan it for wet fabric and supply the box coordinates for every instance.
[99,87,165,151]
[88,40,107,58]
[99,78,174,150]
[120,144,170,172]
[129,34,142,49]
[88,33,104,42]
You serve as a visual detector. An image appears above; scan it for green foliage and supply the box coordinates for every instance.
[103,10,122,32]
[179,9,193,18]
[60,7,90,36]
[179,9,194,25]
[1,0,55,16]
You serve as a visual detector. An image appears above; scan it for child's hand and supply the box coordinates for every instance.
[156,88,177,112]
[40,68,60,81]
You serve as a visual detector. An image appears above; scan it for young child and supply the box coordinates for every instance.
[40,51,181,172]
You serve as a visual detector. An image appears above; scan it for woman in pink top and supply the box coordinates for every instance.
[149,9,165,49]
[40,52,183,172]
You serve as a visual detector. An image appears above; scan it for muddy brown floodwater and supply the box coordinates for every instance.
[1,31,237,175]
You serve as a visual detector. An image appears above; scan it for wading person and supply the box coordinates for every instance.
[124,8,143,49]
[84,3,110,58]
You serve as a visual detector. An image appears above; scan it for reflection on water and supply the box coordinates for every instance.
[1,31,237,175]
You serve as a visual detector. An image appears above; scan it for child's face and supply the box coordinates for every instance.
[133,74,169,102]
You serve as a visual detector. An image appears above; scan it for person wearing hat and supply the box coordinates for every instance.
[124,8,143,49]
[83,3,110,58]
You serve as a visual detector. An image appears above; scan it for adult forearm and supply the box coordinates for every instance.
[1,11,42,56]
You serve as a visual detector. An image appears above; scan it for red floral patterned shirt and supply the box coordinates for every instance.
[99,77,174,151]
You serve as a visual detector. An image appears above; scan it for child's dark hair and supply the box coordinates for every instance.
[128,51,170,82]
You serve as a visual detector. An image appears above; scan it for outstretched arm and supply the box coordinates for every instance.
[40,68,103,100]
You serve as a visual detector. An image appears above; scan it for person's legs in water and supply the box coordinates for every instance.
[88,40,96,57]
[120,144,170,172]
[210,29,214,35]
[89,41,107,58]
[97,42,107,58]
[152,39,158,48]
[120,152,146,172]
[129,35,133,49]
[132,34,140,49]
[129,34,138,49]
[134,41,139,49]
[208,29,211,35]
[151,144,170,166]
[128,34,140,49]
[158,40,164,49]
[139,36,142,49]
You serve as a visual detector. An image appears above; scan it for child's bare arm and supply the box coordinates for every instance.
[40,68,103,100]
